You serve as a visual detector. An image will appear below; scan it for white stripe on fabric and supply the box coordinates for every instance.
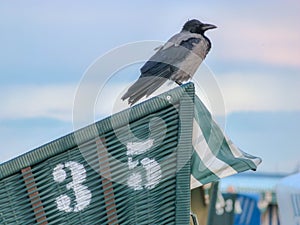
[192,119,238,179]
[227,138,262,166]
[251,157,263,166]
[226,138,243,158]
[228,138,261,166]
[190,174,203,189]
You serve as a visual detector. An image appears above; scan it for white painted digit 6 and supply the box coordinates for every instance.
[53,161,92,212]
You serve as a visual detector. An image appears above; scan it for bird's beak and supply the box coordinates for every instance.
[202,23,217,31]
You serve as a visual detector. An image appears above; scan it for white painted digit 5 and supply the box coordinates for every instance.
[53,161,92,212]
[126,140,162,191]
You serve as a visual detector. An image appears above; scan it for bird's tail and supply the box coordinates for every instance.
[121,76,168,106]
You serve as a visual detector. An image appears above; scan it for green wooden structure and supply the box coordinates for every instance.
[0,83,195,225]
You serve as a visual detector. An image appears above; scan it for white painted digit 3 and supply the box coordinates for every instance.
[53,161,92,212]
[215,199,234,216]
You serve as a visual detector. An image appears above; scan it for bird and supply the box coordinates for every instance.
[121,19,217,105]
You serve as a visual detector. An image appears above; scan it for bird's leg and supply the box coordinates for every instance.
[175,81,182,86]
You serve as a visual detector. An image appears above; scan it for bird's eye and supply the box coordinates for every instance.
[191,27,198,33]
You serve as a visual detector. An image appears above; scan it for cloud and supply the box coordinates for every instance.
[0,84,76,121]
[0,82,131,123]
[1,72,299,123]
[213,11,300,68]
[216,72,300,115]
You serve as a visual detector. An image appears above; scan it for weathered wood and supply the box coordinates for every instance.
[96,138,119,225]
[21,166,48,225]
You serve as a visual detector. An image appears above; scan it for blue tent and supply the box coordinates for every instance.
[209,192,261,225]
[234,193,261,225]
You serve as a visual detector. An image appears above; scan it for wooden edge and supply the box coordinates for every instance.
[96,138,119,225]
[21,166,48,225]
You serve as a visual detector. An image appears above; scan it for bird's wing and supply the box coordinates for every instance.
[141,32,202,75]
[122,32,202,105]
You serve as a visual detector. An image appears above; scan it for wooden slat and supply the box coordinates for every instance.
[21,166,48,225]
[96,138,119,225]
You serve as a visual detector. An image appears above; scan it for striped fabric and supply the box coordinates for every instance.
[234,194,261,225]
[191,96,262,189]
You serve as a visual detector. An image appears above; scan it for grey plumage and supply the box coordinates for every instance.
[122,19,216,105]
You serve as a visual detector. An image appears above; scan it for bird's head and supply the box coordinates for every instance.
[182,19,217,34]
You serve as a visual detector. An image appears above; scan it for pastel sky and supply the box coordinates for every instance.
[1,1,299,173]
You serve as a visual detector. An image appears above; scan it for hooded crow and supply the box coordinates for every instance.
[122,19,216,105]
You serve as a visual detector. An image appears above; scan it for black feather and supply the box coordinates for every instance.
[122,19,216,105]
